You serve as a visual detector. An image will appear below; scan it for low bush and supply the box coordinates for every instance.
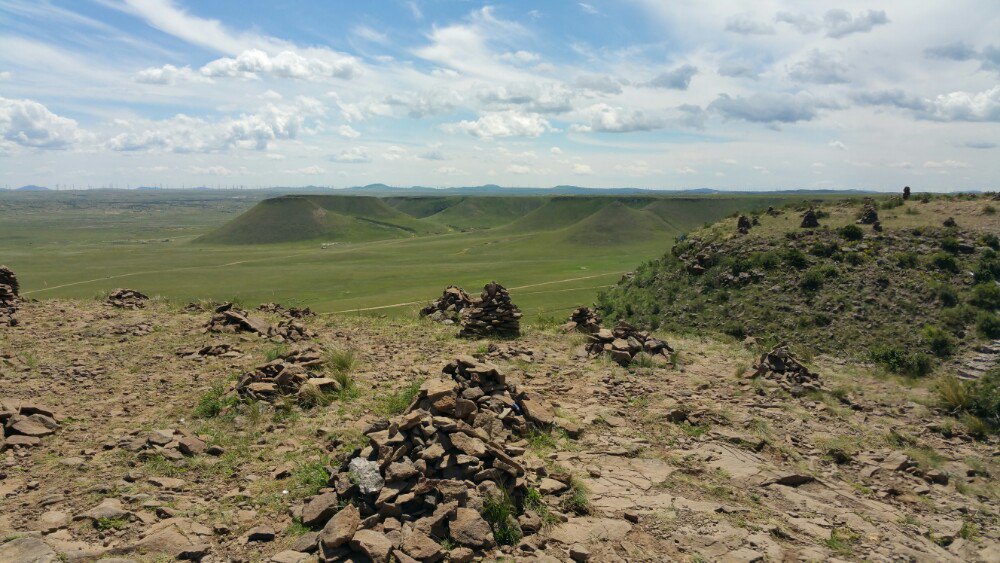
[977,311,1000,338]
[936,369,999,434]
[799,269,825,292]
[930,284,959,307]
[922,325,956,358]
[928,252,959,273]
[969,284,1000,310]
[868,345,933,377]
[838,225,864,241]
[783,248,809,269]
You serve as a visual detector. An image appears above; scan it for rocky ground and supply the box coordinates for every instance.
[1,297,998,562]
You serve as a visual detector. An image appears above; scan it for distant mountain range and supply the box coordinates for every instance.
[14,185,50,191]
[333,184,883,196]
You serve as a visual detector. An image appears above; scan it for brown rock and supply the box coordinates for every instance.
[401,528,444,562]
[319,504,360,549]
[351,529,394,563]
[301,492,339,528]
[449,507,494,549]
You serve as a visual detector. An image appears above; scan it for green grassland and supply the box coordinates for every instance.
[1,189,843,319]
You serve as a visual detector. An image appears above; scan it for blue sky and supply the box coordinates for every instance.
[0,0,997,190]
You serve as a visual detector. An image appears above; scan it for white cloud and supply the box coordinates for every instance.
[572,74,624,95]
[550,147,563,155]
[774,11,821,33]
[573,163,594,175]
[573,103,664,133]
[0,96,84,149]
[507,164,533,174]
[828,140,847,150]
[752,165,771,174]
[352,25,388,43]
[788,50,850,84]
[718,62,758,79]
[190,165,245,176]
[578,3,599,15]
[265,153,286,160]
[644,64,698,90]
[436,166,467,176]
[200,49,361,81]
[675,166,696,175]
[0,71,10,80]
[329,146,371,163]
[289,165,326,175]
[725,14,774,35]
[823,9,889,38]
[338,125,360,139]
[615,160,662,177]
[709,92,839,125]
[923,160,970,169]
[923,87,1000,122]
[382,146,407,161]
[134,64,210,85]
[498,50,540,63]
[107,98,326,153]
[448,110,554,139]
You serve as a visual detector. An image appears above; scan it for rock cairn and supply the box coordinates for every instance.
[1,401,59,451]
[561,307,602,334]
[305,357,562,561]
[857,200,879,225]
[236,345,336,402]
[257,302,314,319]
[204,303,269,335]
[420,285,473,323]
[585,321,673,366]
[107,288,149,309]
[751,344,821,396]
[903,186,911,200]
[268,319,317,343]
[458,282,522,338]
[800,208,820,228]
[0,266,18,327]
[943,217,957,228]
[737,215,752,234]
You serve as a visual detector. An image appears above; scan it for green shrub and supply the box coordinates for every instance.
[783,248,809,269]
[922,325,956,358]
[974,256,1000,284]
[751,251,781,270]
[977,311,1000,338]
[984,204,997,215]
[194,381,237,418]
[482,490,522,546]
[930,284,959,307]
[844,252,866,266]
[810,241,839,258]
[982,233,1000,250]
[838,225,864,241]
[940,237,961,254]
[895,252,919,268]
[799,269,825,292]
[937,369,999,433]
[868,345,933,377]
[969,284,1000,310]
[928,252,959,273]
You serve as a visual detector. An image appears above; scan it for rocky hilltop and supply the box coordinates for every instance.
[599,194,1000,377]
[1,280,998,561]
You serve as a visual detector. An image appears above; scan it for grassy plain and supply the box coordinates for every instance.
[1,189,838,318]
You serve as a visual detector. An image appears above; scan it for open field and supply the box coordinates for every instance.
[2,190,848,318]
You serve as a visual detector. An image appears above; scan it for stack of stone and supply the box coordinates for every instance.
[204,303,268,335]
[800,208,820,228]
[0,265,18,327]
[751,344,822,396]
[420,285,472,323]
[561,307,602,334]
[857,200,879,225]
[1,401,59,451]
[236,345,338,402]
[267,319,317,343]
[107,288,149,309]
[737,215,752,234]
[257,302,315,319]
[458,282,522,338]
[301,357,562,561]
[585,321,673,366]
[118,427,219,460]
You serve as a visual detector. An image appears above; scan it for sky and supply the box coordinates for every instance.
[0,1,998,191]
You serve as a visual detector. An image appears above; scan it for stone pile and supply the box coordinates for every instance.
[1,401,59,451]
[458,282,522,338]
[299,357,563,561]
[235,345,337,402]
[561,307,602,334]
[737,215,752,234]
[585,321,673,366]
[107,288,149,309]
[857,200,879,225]
[267,318,317,343]
[257,302,315,319]
[176,343,242,360]
[943,217,957,228]
[903,186,911,200]
[420,285,473,324]
[204,303,268,335]
[751,344,822,396]
[482,343,537,364]
[800,208,820,228]
[118,427,220,460]
[0,265,19,327]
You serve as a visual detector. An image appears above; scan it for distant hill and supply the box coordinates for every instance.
[16,185,49,191]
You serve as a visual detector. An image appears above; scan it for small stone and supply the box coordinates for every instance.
[623,510,640,523]
[570,543,591,562]
[319,504,360,549]
[177,437,206,456]
[246,525,276,542]
[301,492,339,528]
[347,458,384,495]
[270,550,312,563]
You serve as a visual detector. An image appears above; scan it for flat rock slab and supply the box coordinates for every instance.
[547,517,633,546]
[0,537,59,563]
